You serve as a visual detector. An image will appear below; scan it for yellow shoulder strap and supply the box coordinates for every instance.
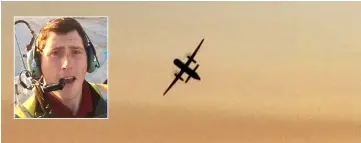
[89,82,108,101]
[15,83,108,118]
[15,95,36,118]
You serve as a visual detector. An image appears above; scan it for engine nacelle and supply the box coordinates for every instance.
[194,64,199,71]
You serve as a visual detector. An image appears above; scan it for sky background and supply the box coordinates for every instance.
[114,2,361,123]
[3,2,361,143]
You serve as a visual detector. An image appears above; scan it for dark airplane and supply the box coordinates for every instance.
[163,38,204,96]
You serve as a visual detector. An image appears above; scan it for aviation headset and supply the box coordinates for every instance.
[26,18,100,80]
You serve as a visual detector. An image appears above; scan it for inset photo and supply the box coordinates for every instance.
[13,16,108,119]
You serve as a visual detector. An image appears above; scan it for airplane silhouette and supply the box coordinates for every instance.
[163,38,205,96]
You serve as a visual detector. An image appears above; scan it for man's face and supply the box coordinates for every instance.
[40,30,87,99]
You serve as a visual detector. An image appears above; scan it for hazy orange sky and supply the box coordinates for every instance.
[3,2,361,143]
[5,2,361,122]
[86,2,361,123]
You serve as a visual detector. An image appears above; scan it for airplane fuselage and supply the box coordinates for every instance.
[173,59,201,80]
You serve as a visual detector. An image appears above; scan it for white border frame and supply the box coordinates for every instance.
[13,16,109,120]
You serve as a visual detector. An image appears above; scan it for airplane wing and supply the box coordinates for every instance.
[185,38,205,66]
[163,70,184,96]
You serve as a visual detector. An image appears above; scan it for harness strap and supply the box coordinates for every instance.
[88,82,108,118]
[97,84,108,102]
[89,82,108,102]
[16,105,32,118]
[15,82,108,118]
[15,95,36,118]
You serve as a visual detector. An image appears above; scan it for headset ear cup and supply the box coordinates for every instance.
[27,49,41,79]
[86,45,97,73]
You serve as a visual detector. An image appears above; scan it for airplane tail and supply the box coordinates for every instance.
[174,73,184,81]
[185,64,199,83]
[187,56,197,63]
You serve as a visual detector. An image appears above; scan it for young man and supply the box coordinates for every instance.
[15,17,108,118]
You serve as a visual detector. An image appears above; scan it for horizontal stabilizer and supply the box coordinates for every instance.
[174,73,184,81]
[187,56,197,63]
